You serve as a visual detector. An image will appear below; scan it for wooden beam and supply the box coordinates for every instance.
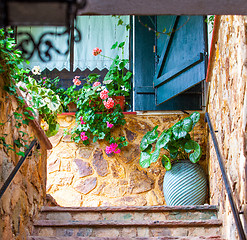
[78,0,247,15]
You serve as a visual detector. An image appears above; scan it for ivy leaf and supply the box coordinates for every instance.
[118,41,125,48]
[98,132,105,140]
[139,151,151,168]
[184,140,202,163]
[111,42,118,49]
[16,151,25,157]
[161,155,172,171]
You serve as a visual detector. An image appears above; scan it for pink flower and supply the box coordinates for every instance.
[105,143,120,154]
[73,76,81,86]
[80,116,86,125]
[93,82,101,87]
[43,81,46,84]
[80,132,88,141]
[43,77,47,80]
[106,121,114,128]
[114,149,121,154]
[100,89,109,100]
[110,143,118,150]
[105,146,112,154]
[103,98,115,109]
[92,47,102,56]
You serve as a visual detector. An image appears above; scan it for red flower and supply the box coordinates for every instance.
[100,89,109,100]
[73,76,81,86]
[103,98,114,109]
[92,47,102,56]
[93,82,101,87]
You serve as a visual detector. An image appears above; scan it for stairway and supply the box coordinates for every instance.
[29,205,224,239]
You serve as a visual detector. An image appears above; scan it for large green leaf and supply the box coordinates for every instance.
[172,118,193,139]
[140,132,150,151]
[182,117,193,132]
[189,112,200,127]
[150,148,160,163]
[140,126,158,151]
[46,123,60,137]
[172,121,186,139]
[156,130,171,149]
[184,140,202,163]
[162,155,172,171]
[140,151,151,168]
[147,126,159,144]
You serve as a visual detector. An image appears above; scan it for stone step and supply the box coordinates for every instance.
[40,205,219,222]
[28,236,225,240]
[33,219,222,238]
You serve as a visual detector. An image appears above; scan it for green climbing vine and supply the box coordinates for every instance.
[0,28,38,156]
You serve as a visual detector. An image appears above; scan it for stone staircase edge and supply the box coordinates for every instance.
[33,219,222,227]
[28,236,225,240]
[40,205,219,213]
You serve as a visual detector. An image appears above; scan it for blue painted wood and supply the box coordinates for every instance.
[154,16,206,105]
[154,53,203,88]
[134,16,156,111]
[134,15,206,111]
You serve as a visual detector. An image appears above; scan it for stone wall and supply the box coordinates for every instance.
[0,78,50,239]
[47,112,207,207]
[207,15,247,240]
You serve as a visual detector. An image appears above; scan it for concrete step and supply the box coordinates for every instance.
[39,205,219,222]
[31,205,223,238]
[28,236,225,240]
[32,219,222,238]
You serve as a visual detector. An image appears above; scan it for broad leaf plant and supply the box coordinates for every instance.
[140,112,202,171]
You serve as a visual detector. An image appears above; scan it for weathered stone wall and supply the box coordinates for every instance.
[207,15,247,240]
[0,79,49,239]
[47,113,207,207]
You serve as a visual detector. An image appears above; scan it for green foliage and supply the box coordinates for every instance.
[68,74,128,153]
[139,112,202,171]
[102,41,132,97]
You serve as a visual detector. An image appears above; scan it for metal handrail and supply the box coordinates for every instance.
[205,112,246,240]
[0,139,38,199]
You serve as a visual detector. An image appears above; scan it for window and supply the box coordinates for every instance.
[17,15,207,111]
[133,16,207,111]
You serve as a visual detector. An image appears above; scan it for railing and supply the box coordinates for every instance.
[205,112,246,240]
[0,139,38,199]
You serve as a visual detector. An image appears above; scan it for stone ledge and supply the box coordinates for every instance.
[41,205,219,213]
[34,219,222,227]
[28,236,225,240]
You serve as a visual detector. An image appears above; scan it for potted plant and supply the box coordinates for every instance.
[67,73,128,154]
[139,112,207,206]
[93,41,132,108]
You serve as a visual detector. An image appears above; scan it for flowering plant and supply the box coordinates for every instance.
[17,66,63,137]
[68,73,128,154]
[93,41,132,97]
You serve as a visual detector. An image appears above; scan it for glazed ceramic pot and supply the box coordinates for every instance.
[163,160,207,206]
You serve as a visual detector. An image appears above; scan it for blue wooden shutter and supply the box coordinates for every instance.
[154,15,206,106]
[134,16,156,111]
[134,15,207,111]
